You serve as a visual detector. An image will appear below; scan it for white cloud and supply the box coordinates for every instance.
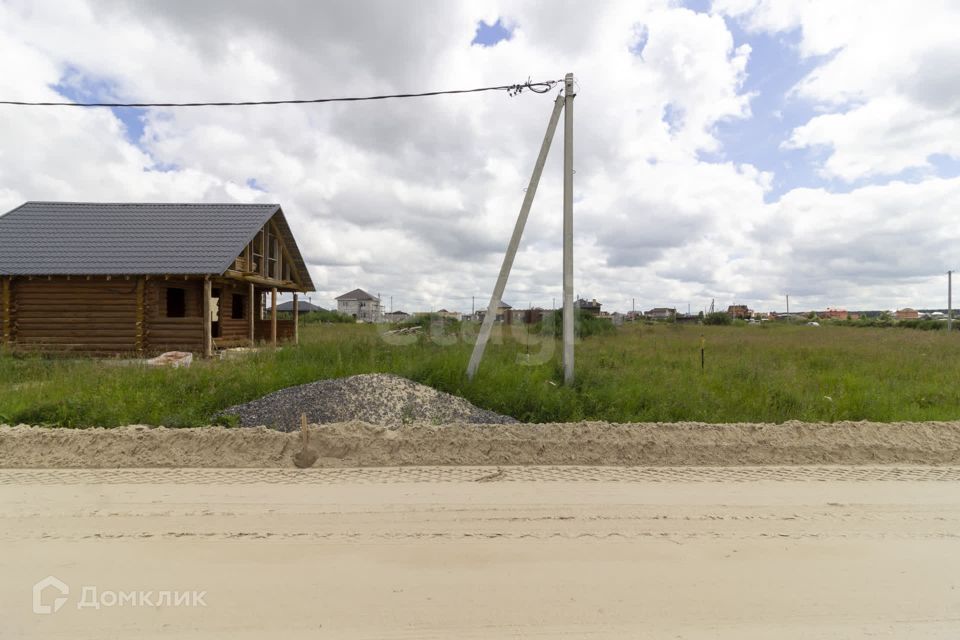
[785,96,960,181]
[0,0,957,314]
[718,0,960,181]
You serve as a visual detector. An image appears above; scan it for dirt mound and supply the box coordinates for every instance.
[3,420,960,468]
[217,373,517,430]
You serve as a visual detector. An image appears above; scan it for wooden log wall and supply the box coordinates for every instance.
[7,276,297,356]
[13,277,138,355]
[211,280,255,348]
[1,277,12,346]
[255,319,295,342]
[145,279,204,353]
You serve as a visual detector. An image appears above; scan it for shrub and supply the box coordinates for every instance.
[536,310,616,339]
[299,309,355,324]
[703,312,732,326]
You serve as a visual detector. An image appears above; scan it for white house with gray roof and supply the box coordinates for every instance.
[336,288,383,322]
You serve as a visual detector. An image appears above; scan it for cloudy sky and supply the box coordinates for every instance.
[1,0,958,314]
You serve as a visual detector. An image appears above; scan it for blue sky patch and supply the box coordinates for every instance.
[663,103,685,135]
[696,16,837,200]
[52,66,146,146]
[681,0,711,12]
[629,24,649,57]
[472,18,513,47]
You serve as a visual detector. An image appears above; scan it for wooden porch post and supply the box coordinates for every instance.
[203,276,213,358]
[248,282,256,347]
[293,292,299,346]
[135,277,145,355]
[270,287,277,347]
[1,277,11,348]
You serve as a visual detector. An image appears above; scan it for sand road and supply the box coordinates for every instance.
[3,466,960,639]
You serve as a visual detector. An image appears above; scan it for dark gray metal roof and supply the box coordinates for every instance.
[269,301,326,312]
[0,201,314,291]
[336,288,378,301]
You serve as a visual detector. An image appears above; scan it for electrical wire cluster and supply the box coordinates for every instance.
[0,78,564,108]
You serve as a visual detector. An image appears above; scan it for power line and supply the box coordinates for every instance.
[0,78,563,108]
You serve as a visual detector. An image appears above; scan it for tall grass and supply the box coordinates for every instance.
[1,322,959,426]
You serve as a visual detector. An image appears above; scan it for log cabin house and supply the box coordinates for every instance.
[0,201,315,356]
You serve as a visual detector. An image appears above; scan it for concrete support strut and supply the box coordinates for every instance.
[562,73,575,385]
[466,93,565,380]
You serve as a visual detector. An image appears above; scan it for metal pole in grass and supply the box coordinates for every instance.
[700,334,705,371]
[466,91,565,381]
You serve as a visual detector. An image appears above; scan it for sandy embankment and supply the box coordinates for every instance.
[3,420,960,468]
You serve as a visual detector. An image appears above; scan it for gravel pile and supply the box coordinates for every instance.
[218,373,517,431]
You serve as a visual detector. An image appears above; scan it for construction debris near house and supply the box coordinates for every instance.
[383,325,422,335]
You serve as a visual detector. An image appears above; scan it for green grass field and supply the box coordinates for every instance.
[2,322,959,427]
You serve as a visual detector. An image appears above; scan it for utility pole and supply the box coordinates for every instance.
[471,295,475,316]
[786,294,790,315]
[562,73,575,385]
[949,271,953,333]
[466,92,565,380]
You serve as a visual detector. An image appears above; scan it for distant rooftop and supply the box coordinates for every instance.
[336,288,378,301]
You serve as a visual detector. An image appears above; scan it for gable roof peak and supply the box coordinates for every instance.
[336,288,378,301]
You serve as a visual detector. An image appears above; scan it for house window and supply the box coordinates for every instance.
[253,230,264,275]
[267,234,279,279]
[166,287,186,318]
[231,294,245,320]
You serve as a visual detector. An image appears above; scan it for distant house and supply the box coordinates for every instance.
[0,201,314,356]
[645,307,676,321]
[821,308,848,320]
[574,298,602,316]
[384,310,410,323]
[475,301,514,324]
[727,304,751,319]
[336,288,383,322]
[516,307,548,325]
[435,309,462,321]
[895,308,919,320]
